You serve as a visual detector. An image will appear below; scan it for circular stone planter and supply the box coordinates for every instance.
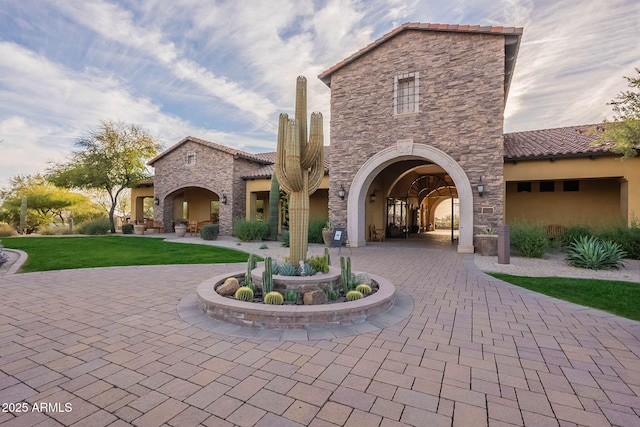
[251,266,341,295]
[197,270,396,329]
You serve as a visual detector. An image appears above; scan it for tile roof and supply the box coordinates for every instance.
[318,22,523,100]
[148,136,273,166]
[504,124,612,161]
[241,146,332,180]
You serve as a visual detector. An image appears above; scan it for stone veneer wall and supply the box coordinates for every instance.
[152,141,262,235]
[328,30,506,235]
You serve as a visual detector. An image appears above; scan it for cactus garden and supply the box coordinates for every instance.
[214,253,378,305]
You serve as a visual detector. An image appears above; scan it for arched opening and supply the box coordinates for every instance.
[347,143,474,253]
[162,186,221,231]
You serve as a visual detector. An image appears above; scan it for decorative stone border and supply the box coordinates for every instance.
[251,265,341,294]
[197,270,396,329]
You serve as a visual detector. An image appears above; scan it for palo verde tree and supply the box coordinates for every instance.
[47,120,161,233]
[597,68,640,159]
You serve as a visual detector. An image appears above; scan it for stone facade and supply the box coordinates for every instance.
[150,138,267,235]
[327,30,507,240]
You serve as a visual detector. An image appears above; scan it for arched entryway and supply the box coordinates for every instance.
[347,143,474,253]
[161,185,223,232]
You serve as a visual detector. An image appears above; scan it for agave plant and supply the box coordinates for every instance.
[566,235,626,270]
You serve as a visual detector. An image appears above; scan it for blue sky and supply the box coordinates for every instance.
[1,0,639,187]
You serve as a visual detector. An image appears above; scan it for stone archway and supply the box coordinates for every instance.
[347,142,474,253]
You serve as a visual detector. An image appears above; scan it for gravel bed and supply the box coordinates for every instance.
[474,251,640,283]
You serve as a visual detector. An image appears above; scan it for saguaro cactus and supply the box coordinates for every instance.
[275,76,324,265]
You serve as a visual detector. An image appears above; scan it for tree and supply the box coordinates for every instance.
[47,120,161,233]
[598,68,640,159]
[0,174,102,232]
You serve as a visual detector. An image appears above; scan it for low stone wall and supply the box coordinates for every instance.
[197,270,396,329]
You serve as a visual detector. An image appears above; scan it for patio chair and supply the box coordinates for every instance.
[370,224,385,242]
[187,220,198,236]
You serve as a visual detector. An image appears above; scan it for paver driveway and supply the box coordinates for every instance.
[1,242,640,426]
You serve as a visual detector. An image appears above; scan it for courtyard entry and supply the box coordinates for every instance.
[163,186,221,231]
[346,143,474,253]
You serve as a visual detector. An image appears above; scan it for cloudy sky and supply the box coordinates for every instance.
[1,0,639,187]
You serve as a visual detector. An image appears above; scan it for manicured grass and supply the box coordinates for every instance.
[2,236,256,272]
[489,273,640,321]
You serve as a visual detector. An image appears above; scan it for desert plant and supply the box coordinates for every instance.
[232,217,269,241]
[0,223,18,237]
[326,281,339,301]
[278,262,297,276]
[264,291,284,305]
[235,286,254,301]
[346,290,363,301]
[78,218,111,235]
[356,284,372,295]
[324,247,331,265]
[275,76,324,266]
[121,223,134,234]
[262,257,274,294]
[301,262,316,276]
[566,235,626,270]
[560,225,592,248]
[200,224,220,240]
[284,289,298,302]
[281,230,290,247]
[509,220,549,258]
[308,218,326,244]
[597,221,640,259]
[307,255,329,274]
[268,173,280,240]
[340,256,355,293]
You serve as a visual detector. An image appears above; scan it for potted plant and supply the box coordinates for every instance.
[475,226,498,256]
[174,219,187,238]
[322,221,333,246]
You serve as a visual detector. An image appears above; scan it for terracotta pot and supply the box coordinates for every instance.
[322,229,333,246]
[475,234,498,256]
[133,224,145,235]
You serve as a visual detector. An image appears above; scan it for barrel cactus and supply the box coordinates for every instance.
[355,284,372,295]
[264,291,284,305]
[235,286,254,301]
[346,290,363,301]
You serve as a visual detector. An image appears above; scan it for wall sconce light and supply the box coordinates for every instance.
[369,191,376,203]
[154,197,159,206]
[477,177,485,197]
[221,194,227,205]
[338,184,346,200]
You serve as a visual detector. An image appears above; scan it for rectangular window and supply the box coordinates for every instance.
[563,180,579,192]
[394,72,419,115]
[186,151,196,165]
[517,182,531,193]
[539,181,555,192]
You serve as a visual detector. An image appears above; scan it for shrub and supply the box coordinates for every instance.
[307,254,329,274]
[596,222,640,260]
[560,225,592,248]
[232,218,269,241]
[200,224,219,240]
[0,223,17,237]
[78,219,111,235]
[307,219,326,244]
[39,225,73,235]
[0,241,8,265]
[281,230,290,247]
[121,223,134,234]
[566,235,626,270]
[509,220,549,258]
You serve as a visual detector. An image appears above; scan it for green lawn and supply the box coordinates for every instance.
[489,273,640,321]
[2,236,255,272]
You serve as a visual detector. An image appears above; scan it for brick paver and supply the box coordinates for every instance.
[1,237,640,426]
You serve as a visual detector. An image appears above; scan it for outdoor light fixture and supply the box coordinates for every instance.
[369,191,377,203]
[221,194,227,205]
[154,197,159,206]
[477,177,485,197]
[338,184,346,200]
